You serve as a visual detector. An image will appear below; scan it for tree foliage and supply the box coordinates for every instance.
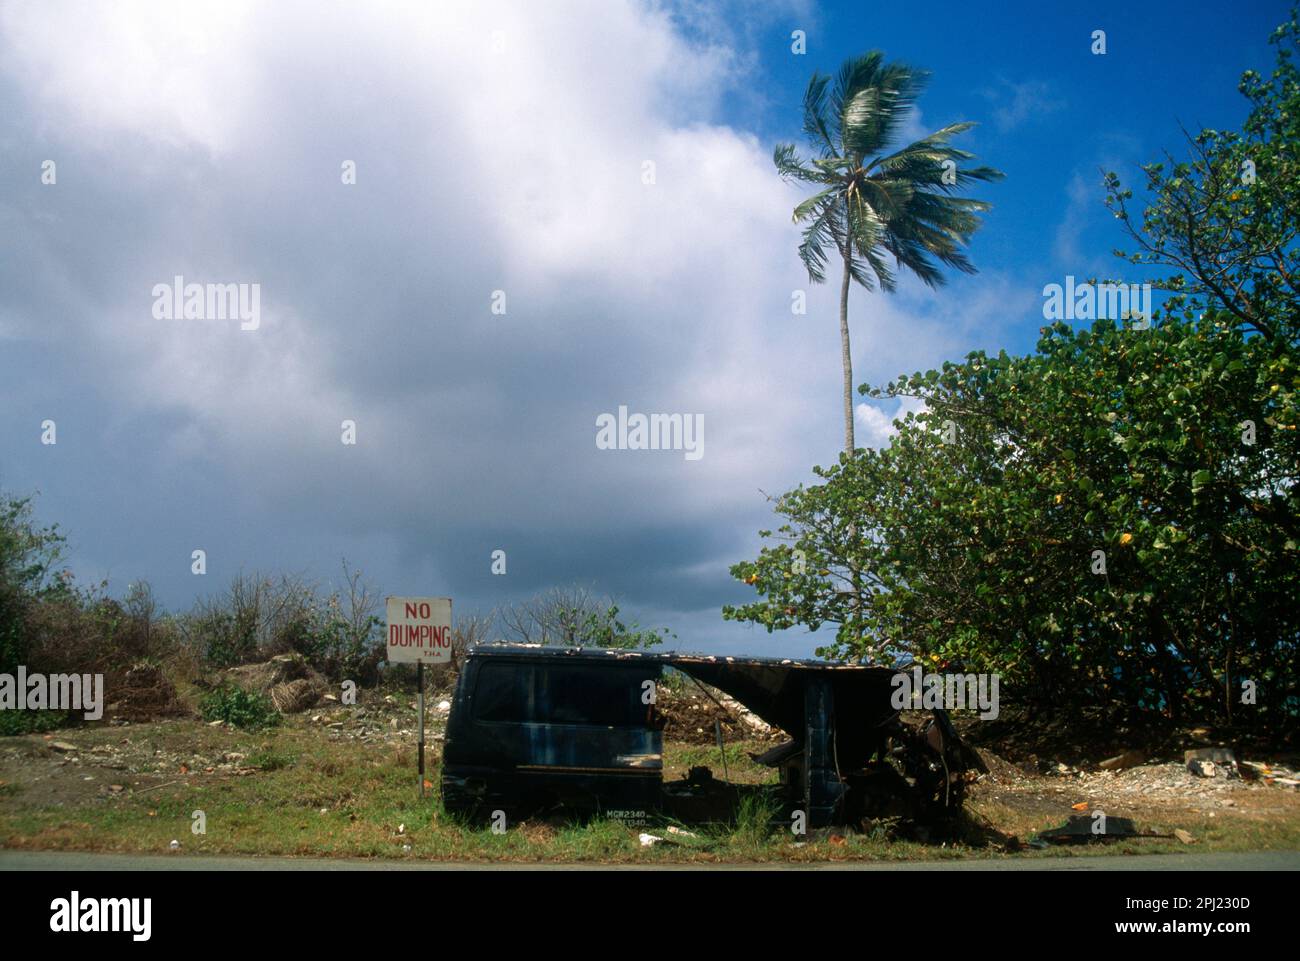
[729,14,1300,729]
[0,492,71,674]
[498,585,672,649]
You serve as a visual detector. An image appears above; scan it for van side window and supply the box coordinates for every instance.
[540,665,635,726]
[472,662,650,727]
[473,663,535,723]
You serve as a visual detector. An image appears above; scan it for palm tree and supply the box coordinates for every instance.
[775,52,1003,454]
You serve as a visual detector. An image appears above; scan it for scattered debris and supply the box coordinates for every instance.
[1185,747,1236,765]
[716,694,774,738]
[1174,829,1196,844]
[1098,749,1146,771]
[638,833,665,847]
[1185,747,1237,777]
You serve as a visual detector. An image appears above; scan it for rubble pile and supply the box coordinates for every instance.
[222,654,328,714]
[655,686,782,744]
[1032,746,1300,807]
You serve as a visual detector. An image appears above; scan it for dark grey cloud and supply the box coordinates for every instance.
[0,1,1014,655]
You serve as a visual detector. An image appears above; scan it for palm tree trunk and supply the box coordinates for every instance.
[839,247,854,454]
[839,238,862,631]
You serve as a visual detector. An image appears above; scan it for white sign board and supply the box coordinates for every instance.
[386,596,452,664]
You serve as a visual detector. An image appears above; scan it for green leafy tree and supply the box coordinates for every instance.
[775,51,1002,453]
[1105,11,1300,349]
[730,15,1300,730]
[724,317,1298,727]
[0,491,71,674]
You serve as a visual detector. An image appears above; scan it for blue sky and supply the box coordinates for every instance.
[0,0,1290,658]
[739,0,1288,348]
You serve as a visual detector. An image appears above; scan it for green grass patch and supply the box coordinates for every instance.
[2,717,1298,863]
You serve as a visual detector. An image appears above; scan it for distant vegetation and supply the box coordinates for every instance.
[0,489,670,733]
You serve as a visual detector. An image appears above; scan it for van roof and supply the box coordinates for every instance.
[463,643,898,739]
[464,642,881,670]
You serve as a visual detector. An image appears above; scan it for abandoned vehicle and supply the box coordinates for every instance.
[440,644,985,829]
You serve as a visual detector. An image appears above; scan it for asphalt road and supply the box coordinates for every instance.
[2,849,1297,870]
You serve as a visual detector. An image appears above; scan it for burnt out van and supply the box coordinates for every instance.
[440,644,983,828]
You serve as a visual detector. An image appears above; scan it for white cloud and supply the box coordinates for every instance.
[0,0,1014,647]
[855,395,927,449]
[980,78,1064,132]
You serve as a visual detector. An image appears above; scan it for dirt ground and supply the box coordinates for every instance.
[1,685,1298,857]
[964,745,1300,844]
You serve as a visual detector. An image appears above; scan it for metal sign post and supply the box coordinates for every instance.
[417,661,425,798]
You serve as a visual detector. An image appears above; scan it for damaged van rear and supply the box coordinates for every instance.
[440,644,984,829]
[440,646,663,819]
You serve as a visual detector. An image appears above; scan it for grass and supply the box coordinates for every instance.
[664,742,775,784]
[2,716,1298,863]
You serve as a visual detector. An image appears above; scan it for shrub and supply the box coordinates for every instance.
[182,565,385,683]
[0,709,70,737]
[199,685,280,730]
[0,492,71,675]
